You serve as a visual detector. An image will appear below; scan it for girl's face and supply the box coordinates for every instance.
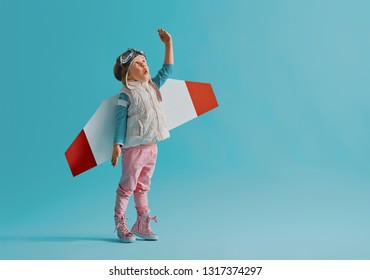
[127,55,150,82]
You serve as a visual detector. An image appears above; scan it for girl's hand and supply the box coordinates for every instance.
[111,144,121,167]
[158,28,174,64]
[158,28,172,46]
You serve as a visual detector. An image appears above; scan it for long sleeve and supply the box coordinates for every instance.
[151,64,174,89]
[113,93,130,146]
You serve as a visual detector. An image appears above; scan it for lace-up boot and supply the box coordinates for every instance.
[131,211,159,240]
[114,214,136,243]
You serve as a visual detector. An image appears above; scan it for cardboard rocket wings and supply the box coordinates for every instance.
[65,79,218,176]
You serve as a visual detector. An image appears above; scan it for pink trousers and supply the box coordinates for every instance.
[115,143,158,215]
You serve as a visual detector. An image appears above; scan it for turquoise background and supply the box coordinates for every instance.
[1,0,370,259]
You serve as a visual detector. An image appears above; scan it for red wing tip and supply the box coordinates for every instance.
[65,130,97,177]
[184,81,218,116]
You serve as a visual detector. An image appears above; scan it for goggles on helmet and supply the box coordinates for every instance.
[119,48,146,66]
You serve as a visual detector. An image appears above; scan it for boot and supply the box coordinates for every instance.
[131,211,159,240]
[114,214,136,243]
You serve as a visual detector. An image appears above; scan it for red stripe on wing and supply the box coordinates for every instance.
[185,81,218,116]
[65,129,97,176]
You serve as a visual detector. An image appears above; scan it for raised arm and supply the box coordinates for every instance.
[158,28,174,65]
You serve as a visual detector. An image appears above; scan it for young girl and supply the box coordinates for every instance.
[111,29,174,243]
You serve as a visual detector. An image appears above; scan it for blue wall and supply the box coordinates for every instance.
[1,0,369,259]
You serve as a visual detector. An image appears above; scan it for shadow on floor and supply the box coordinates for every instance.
[0,236,120,243]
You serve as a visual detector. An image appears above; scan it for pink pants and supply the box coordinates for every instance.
[115,143,158,215]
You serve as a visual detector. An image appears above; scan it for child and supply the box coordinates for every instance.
[111,29,174,243]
